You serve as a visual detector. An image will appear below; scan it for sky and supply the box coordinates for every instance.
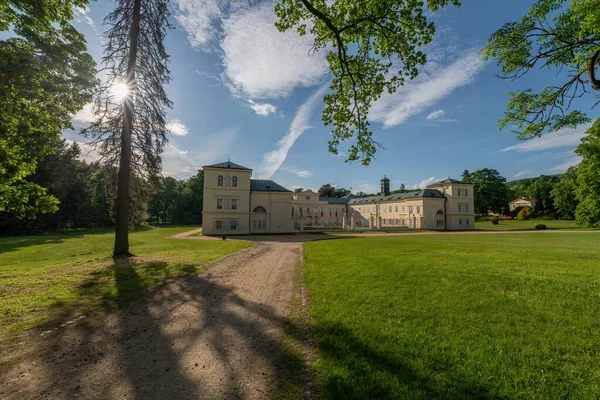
[64,0,599,193]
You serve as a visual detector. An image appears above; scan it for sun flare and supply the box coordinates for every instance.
[111,82,129,101]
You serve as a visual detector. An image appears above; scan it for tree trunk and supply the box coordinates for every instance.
[113,0,141,257]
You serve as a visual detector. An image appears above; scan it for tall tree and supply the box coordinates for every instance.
[318,183,336,198]
[482,0,600,139]
[551,166,579,220]
[275,0,460,164]
[83,0,172,256]
[464,169,510,215]
[0,0,96,218]
[575,119,600,227]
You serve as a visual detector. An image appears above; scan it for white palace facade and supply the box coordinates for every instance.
[202,161,475,235]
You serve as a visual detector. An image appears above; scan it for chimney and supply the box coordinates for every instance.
[381,175,390,196]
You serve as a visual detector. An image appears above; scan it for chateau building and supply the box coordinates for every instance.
[202,161,475,235]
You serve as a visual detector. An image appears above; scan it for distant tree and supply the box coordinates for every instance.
[148,177,180,224]
[461,170,472,183]
[318,183,336,198]
[332,187,351,198]
[482,0,600,139]
[0,0,96,218]
[575,119,600,227]
[399,183,406,192]
[147,170,204,225]
[551,166,579,220]
[527,175,559,212]
[83,0,172,256]
[276,0,460,164]
[293,188,305,193]
[464,169,510,215]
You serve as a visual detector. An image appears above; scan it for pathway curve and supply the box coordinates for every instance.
[0,241,301,399]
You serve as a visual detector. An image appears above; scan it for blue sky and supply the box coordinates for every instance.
[65,0,598,193]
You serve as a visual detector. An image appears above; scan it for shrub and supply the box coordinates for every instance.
[476,216,490,222]
[535,224,547,230]
[489,216,500,225]
[504,216,513,220]
[517,206,535,220]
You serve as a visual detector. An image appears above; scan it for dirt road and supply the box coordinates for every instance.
[0,241,301,399]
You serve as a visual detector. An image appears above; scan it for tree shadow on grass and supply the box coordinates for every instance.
[305,321,509,400]
[0,257,305,399]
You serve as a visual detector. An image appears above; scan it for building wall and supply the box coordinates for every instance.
[434,183,475,230]
[202,167,252,235]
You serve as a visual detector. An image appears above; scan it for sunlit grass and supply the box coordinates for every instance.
[0,226,250,342]
[303,233,600,398]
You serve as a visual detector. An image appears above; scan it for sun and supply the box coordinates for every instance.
[111,82,129,101]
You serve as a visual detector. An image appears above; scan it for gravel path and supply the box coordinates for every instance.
[0,241,301,399]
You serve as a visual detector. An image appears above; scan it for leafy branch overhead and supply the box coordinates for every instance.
[275,0,460,165]
[482,0,600,139]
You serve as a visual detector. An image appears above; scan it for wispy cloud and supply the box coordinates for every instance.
[550,156,581,172]
[71,103,95,124]
[370,49,485,128]
[173,0,223,49]
[499,123,592,153]
[281,166,313,178]
[162,125,239,177]
[247,100,277,116]
[166,119,190,136]
[513,170,529,179]
[73,6,96,30]
[427,109,445,120]
[259,85,327,179]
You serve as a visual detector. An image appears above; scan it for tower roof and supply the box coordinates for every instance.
[381,175,390,181]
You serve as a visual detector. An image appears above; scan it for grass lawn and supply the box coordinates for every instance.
[303,233,600,399]
[475,219,592,231]
[0,226,250,342]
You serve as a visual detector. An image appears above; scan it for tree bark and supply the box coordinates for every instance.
[113,0,141,257]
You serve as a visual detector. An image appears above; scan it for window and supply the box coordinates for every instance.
[216,220,222,229]
[225,175,231,187]
[437,210,444,215]
[395,206,398,212]
[217,199,223,209]
[437,220,444,227]
[458,204,469,213]
[231,199,237,210]
[402,206,406,213]
[465,189,468,197]
[409,206,413,214]
[252,220,267,230]
[230,220,237,230]
[417,206,421,214]
[458,188,462,196]
[217,175,223,186]
[232,176,238,187]
[466,219,470,226]
[253,206,266,213]
[459,219,463,226]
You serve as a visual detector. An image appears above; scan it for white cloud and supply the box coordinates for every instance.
[409,176,444,190]
[427,109,445,120]
[499,123,592,153]
[259,85,327,179]
[166,119,190,136]
[220,3,328,99]
[281,167,313,178]
[73,6,96,29]
[370,49,485,128]
[174,0,223,49]
[247,100,277,116]
[71,103,95,124]
[513,170,529,179]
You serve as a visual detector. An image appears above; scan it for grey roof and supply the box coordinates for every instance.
[203,161,252,171]
[426,178,464,187]
[319,197,350,205]
[348,189,445,204]
[250,179,291,192]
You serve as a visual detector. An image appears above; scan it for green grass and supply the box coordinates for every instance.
[475,219,594,231]
[0,225,250,342]
[303,233,600,399]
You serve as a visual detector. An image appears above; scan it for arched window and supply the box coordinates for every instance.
[253,206,266,213]
[217,175,223,186]
[437,210,444,215]
[225,175,231,187]
[232,176,238,187]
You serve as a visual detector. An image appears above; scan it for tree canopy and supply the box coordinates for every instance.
[275,0,460,164]
[574,118,600,227]
[482,0,600,139]
[462,169,510,215]
[0,0,96,218]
